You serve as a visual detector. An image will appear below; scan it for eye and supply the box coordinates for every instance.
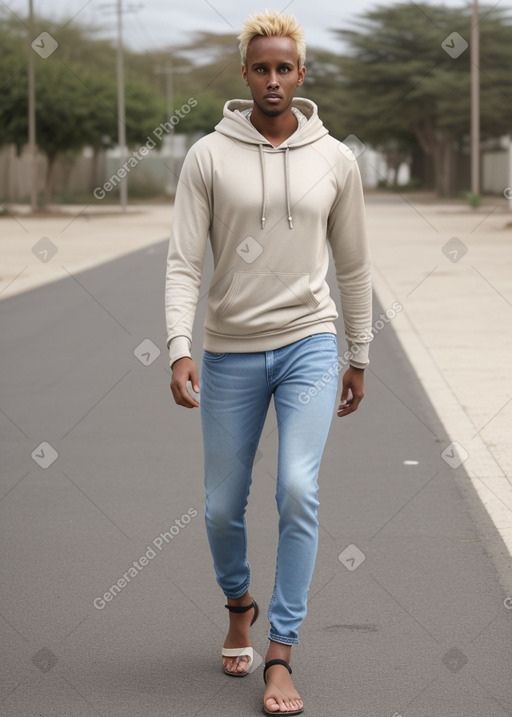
[280,66,291,73]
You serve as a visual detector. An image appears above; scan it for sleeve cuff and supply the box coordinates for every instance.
[168,336,192,368]
[347,341,370,369]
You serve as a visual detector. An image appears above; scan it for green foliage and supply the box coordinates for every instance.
[167,32,249,134]
[124,83,167,145]
[462,190,482,208]
[329,2,512,195]
[0,13,166,156]
[172,94,224,134]
[2,2,512,201]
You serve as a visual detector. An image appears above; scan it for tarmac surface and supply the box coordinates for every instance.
[1,195,512,716]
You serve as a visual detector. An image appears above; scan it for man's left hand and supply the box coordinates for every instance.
[337,366,365,417]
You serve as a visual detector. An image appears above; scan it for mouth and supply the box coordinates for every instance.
[264,94,283,104]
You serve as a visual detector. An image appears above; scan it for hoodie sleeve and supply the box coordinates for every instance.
[165,142,212,367]
[327,147,372,369]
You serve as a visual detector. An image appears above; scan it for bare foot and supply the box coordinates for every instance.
[263,643,303,714]
[222,594,257,675]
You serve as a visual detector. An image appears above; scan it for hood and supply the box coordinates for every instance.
[215,98,328,147]
[214,98,329,229]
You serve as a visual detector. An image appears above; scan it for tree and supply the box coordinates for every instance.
[167,32,249,135]
[331,2,512,196]
[0,13,166,202]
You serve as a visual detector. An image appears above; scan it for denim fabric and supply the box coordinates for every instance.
[200,333,339,644]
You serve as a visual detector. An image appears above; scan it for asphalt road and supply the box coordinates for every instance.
[1,239,511,717]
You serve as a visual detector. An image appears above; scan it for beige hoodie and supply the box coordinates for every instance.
[165,98,372,368]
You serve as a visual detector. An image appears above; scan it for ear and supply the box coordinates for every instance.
[241,65,249,86]
[297,65,306,86]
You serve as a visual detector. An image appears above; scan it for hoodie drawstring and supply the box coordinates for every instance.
[258,144,267,230]
[258,144,294,231]
[284,147,293,230]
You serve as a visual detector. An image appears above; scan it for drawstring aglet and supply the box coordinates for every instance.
[288,216,293,229]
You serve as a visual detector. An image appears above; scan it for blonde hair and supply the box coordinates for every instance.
[238,10,306,68]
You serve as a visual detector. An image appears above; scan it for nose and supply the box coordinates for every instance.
[267,71,279,88]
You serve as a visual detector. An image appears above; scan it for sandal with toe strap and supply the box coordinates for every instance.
[262,659,304,715]
[222,600,259,677]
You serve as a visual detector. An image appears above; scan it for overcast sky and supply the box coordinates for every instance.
[3,0,511,53]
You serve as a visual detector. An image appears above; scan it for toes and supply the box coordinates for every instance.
[265,695,303,713]
[264,698,281,712]
[236,657,250,672]
[283,699,297,711]
[223,656,250,674]
[266,697,287,711]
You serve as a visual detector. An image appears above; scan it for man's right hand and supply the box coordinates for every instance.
[170,357,200,408]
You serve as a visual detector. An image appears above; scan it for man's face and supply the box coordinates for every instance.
[242,35,306,117]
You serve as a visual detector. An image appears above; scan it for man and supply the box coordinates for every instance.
[165,10,372,715]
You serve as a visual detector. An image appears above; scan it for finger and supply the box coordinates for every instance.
[182,387,200,408]
[337,393,363,417]
[178,390,200,408]
[189,365,200,394]
[340,383,352,405]
[337,398,351,416]
[337,402,355,417]
[178,382,200,407]
[171,379,199,408]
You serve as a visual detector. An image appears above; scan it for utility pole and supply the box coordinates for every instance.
[155,63,174,119]
[28,0,37,211]
[116,0,127,212]
[471,0,480,196]
[155,62,174,193]
[508,139,512,210]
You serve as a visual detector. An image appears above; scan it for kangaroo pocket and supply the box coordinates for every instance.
[212,272,320,336]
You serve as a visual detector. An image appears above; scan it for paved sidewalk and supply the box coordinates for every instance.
[365,193,512,587]
[0,203,173,300]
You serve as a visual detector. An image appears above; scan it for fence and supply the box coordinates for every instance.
[0,138,508,203]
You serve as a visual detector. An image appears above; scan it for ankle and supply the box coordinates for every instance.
[265,640,292,663]
[225,592,253,608]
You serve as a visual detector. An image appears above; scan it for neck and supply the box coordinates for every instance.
[250,105,298,147]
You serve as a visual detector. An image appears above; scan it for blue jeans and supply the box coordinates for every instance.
[200,333,339,645]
